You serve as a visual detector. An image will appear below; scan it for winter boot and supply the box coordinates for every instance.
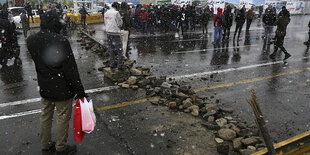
[56,145,77,155]
[42,142,56,155]
[284,53,291,60]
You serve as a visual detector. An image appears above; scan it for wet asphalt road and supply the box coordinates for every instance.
[0,15,310,154]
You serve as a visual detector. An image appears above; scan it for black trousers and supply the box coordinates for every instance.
[273,35,288,54]
[234,24,243,39]
[223,26,231,39]
[246,19,252,31]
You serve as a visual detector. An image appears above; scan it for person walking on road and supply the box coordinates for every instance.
[269,7,291,60]
[246,6,255,31]
[213,8,224,44]
[304,20,310,46]
[119,2,130,59]
[233,6,246,42]
[26,10,87,155]
[20,11,30,38]
[223,5,233,40]
[79,6,89,27]
[262,5,276,46]
[201,5,211,36]
[25,2,34,23]
[104,2,124,70]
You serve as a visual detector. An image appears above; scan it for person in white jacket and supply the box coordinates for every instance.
[104,2,124,69]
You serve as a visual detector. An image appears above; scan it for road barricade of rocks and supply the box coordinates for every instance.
[78,29,267,155]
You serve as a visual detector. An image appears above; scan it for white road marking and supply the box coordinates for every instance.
[0,109,41,120]
[0,86,119,108]
[171,44,259,54]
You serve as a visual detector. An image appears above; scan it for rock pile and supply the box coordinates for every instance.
[78,30,267,155]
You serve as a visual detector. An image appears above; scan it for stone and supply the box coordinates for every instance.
[176,92,189,100]
[131,85,139,89]
[104,67,130,82]
[217,143,230,155]
[168,102,177,109]
[142,70,151,76]
[127,76,137,85]
[233,137,244,150]
[188,89,195,95]
[215,138,224,144]
[195,99,204,105]
[184,109,190,113]
[224,116,233,121]
[208,116,215,122]
[190,94,198,102]
[188,105,199,111]
[237,123,247,129]
[152,76,166,87]
[179,86,191,94]
[241,137,260,146]
[247,146,256,151]
[201,122,220,130]
[205,104,219,112]
[182,98,193,109]
[218,128,237,141]
[231,124,241,134]
[150,99,159,105]
[121,83,130,89]
[191,109,199,116]
[202,110,217,118]
[137,78,151,87]
[154,87,161,93]
[161,82,172,89]
[130,67,142,75]
[239,149,255,155]
[124,60,134,66]
[216,118,228,127]
[178,105,183,110]
[220,107,234,113]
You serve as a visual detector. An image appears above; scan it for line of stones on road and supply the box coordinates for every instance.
[77,29,267,155]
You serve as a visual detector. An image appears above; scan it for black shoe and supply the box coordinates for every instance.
[269,54,276,59]
[304,41,310,45]
[56,145,77,155]
[284,53,291,60]
[42,142,56,155]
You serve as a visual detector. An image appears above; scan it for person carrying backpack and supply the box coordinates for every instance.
[223,5,233,40]
[233,6,246,41]
[213,8,224,44]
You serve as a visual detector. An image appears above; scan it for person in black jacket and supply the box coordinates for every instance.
[26,11,86,155]
[0,10,14,66]
[262,5,276,46]
[201,5,211,36]
[25,2,34,23]
[223,5,233,40]
[233,6,246,41]
[304,21,310,46]
[79,6,89,26]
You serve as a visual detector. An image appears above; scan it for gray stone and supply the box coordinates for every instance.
[218,128,237,141]
[176,92,189,100]
[217,143,230,155]
[150,99,159,105]
[241,137,260,146]
[188,105,199,111]
[205,104,219,112]
[247,146,256,151]
[182,98,193,109]
[154,87,161,93]
[208,116,215,122]
[202,110,217,118]
[239,149,255,155]
[137,78,151,87]
[104,67,130,82]
[201,122,220,130]
[220,107,234,113]
[216,118,228,127]
[233,137,244,150]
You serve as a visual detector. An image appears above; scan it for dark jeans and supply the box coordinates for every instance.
[223,26,231,39]
[246,19,252,31]
[81,16,86,26]
[23,29,28,38]
[202,22,208,34]
[234,24,244,40]
[107,34,123,69]
[141,21,147,33]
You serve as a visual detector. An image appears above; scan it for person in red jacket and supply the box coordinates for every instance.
[139,5,149,34]
[213,8,224,44]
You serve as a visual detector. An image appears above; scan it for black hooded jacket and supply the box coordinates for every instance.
[26,11,86,101]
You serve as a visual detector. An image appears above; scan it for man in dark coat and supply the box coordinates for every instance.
[246,6,255,31]
[269,7,291,60]
[25,2,34,23]
[20,11,30,38]
[0,10,13,66]
[263,5,276,45]
[26,11,86,155]
[201,5,211,35]
[223,5,233,40]
[79,6,89,26]
[233,6,246,41]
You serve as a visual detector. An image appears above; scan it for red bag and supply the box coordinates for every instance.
[73,99,85,142]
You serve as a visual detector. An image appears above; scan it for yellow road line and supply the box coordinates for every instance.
[97,96,160,111]
[97,67,310,111]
